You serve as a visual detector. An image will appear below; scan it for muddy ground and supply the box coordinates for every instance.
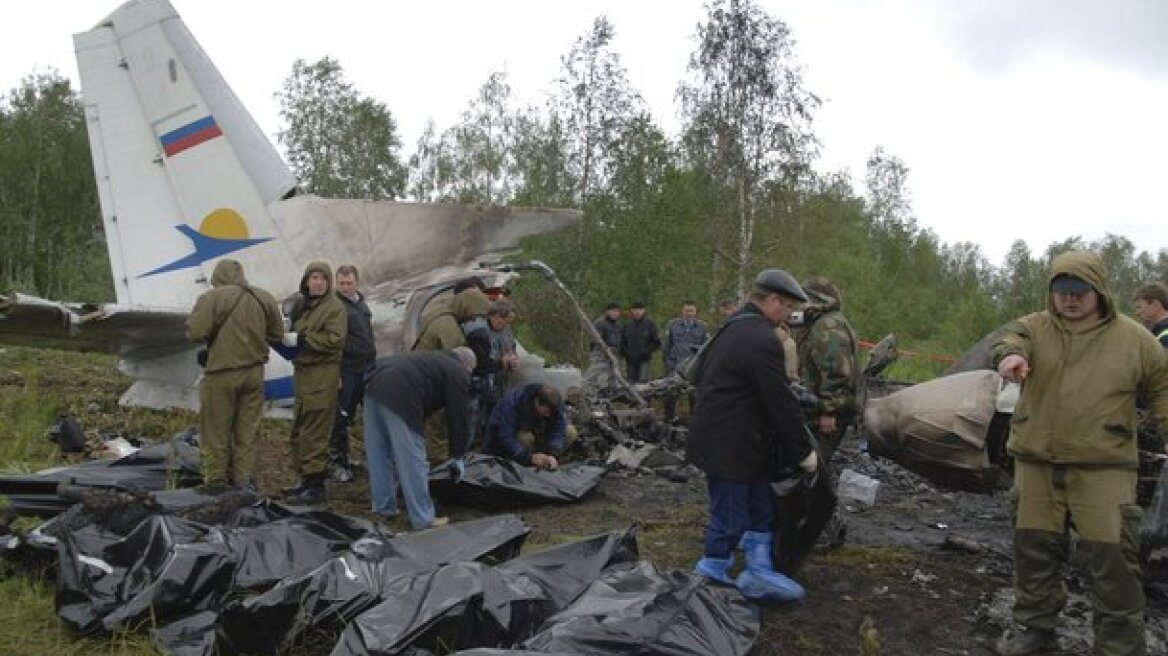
[3,344,1166,655]
[314,426,1167,656]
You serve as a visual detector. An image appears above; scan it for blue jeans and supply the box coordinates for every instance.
[704,474,773,558]
[363,398,437,529]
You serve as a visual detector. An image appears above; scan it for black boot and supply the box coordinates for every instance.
[287,473,326,506]
[282,478,308,497]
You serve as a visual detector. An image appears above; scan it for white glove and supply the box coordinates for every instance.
[282,332,299,348]
[799,450,818,473]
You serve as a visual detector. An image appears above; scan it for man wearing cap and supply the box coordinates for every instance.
[586,301,624,389]
[992,251,1168,656]
[620,300,661,383]
[1133,282,1168,349]
[687,268,819,602]
[795,276,863,462]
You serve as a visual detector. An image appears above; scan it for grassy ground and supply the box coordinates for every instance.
[0,345,1019,655]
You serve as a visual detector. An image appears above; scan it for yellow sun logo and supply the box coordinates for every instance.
[198,208,250,239]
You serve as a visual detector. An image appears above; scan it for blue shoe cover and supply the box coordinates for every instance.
[736,567,806,602]
[694,556,734,584]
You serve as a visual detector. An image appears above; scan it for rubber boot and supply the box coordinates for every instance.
[736,531,806,602]
[694,555,735,584]
[287,473,326,506]
[994,626,1057,655]
[281,478,308,498]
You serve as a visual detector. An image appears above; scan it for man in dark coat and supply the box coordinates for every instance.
[620,300,660,383]
[363,348,476,529]
[687,268,819,602]
[586,301,623,389]
[329,265,377,482]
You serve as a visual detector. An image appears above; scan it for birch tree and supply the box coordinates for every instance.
[678,0,819,298]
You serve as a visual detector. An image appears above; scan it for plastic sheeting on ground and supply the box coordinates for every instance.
[518,560,759,655]
[38,496,760,656]
[428,453,605,510]
[0,437,201,517]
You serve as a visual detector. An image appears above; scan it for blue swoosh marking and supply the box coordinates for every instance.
[137,225,272,278]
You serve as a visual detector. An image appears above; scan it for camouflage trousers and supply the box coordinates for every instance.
[1012,461,1145,656]
[198,365,264,486]
[289,363,340,478]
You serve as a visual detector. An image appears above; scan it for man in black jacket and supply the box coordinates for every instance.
[586,302,623,389]
[620,300,661,383]
[687,269,819,602]
[330,265,377,482]
[362,348,475,530]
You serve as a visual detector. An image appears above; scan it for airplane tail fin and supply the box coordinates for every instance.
[74,0,298,307]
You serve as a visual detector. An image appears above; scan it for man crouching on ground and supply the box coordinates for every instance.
[686,268,819,602]
[484,384,577,470]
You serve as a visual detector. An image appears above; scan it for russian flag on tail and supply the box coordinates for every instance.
[159,115,222,157]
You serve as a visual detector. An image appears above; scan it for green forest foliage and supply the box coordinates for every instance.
[3,0,1167,377]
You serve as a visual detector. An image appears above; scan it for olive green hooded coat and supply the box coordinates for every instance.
[187,259,283,372]
[992,251,1168,468]
[413,288,490,351]
[186,258,282,485]
[289,261,347,478]
[291,261,347,366]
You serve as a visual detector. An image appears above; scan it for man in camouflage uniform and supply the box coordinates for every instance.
[284,261,347,505]
[187,259,283,488]
[992,251,1168,656]
[795,276,862,463]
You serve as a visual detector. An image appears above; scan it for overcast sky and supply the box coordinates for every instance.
[3,0,1166,265]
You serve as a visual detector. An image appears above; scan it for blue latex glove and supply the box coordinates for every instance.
[445,457,466,483]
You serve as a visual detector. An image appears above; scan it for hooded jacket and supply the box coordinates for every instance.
[291,261,347,367]
[187,259,283,373]
[413,288,490,351]
[796,278,863,418]
[992,251,1168,467]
